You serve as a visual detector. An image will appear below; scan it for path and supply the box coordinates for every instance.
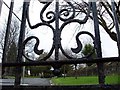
[0,78,51,86]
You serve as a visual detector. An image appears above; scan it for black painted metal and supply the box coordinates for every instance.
[111,0,120,56]
[1,0,120,88]
[2,85,120,90]
[14,1,29,86]
[2,1,14,78]
[25,0,92,61]
[1,57,120,67]
[91,2,105,84]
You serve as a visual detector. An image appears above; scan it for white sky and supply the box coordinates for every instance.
[0,0,119,61]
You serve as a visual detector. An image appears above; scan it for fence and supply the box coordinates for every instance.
[1,0,120,89]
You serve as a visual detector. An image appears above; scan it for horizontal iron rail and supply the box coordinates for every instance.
[2,85,120,89]
[1,57,120,67]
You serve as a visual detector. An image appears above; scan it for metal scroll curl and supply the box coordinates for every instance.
[22,36,55,61]
[23,36,43,56]
[59,1,92,59]
[22,36,42,61]
[40,0,75,23]
[60,30,95,59]
[40,1,56,23]
[24,0,94,61]
[23,2,55,61]
[60,19,90,59]
[26,2,55,29]
[59,1,75,21]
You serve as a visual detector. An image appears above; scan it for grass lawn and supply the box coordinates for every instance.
[51,75,120,85]
[105,75,120,84]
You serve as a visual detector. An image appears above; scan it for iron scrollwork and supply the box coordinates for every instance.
[23,0,95,63]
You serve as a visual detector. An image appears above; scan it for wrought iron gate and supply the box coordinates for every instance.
[1,0,120,89]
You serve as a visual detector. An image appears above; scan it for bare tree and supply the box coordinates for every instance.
[0,17,32,59]
[0,18,33,77]
[0,19,19,59]
[71,0,119,41]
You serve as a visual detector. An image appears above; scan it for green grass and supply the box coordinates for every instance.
[105,75,120,84]
[51,75,120,85]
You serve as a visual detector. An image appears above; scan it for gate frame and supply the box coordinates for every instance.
[1,0,120,89]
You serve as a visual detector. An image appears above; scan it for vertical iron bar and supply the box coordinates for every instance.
[91,1,105,84]
[14,1,29,86]
[0,0,3,15]
[111,0,120,56]
[2,1,14,78]
[55,0,60,61]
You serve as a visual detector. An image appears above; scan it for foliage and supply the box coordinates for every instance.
[81,44,96,66]
[0,18,31,77]
[82,44,96,57]
[5,42,17,75]
[7,42,17,63]
[61,64,73,76]
[28,65,52,78]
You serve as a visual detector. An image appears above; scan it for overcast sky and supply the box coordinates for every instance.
[0,0,119,61]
